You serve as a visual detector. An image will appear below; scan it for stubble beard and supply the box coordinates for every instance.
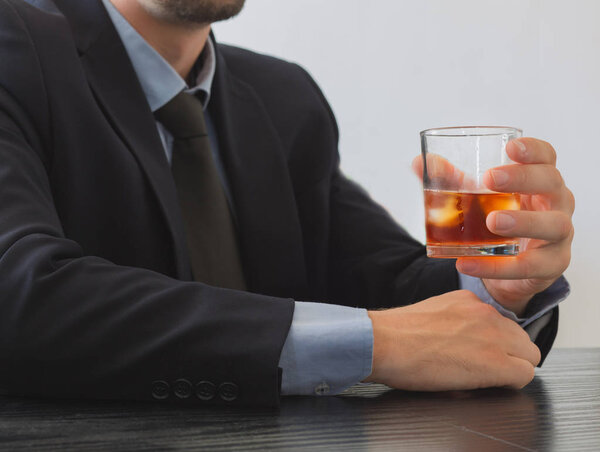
[141,0,246,27]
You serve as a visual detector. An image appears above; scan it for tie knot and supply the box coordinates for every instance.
[154,91,207,139]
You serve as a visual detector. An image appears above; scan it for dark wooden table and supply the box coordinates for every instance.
[0,348,598,451]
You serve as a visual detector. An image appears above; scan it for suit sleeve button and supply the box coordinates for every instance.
[196,381,216,401]
[173,379,193,399]
[314,382,330,396]
[151,380,170,400]
[218,382,239,402]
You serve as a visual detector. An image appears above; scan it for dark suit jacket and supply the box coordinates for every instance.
[0,0,557,406]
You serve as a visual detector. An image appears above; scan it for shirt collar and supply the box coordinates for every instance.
[101,0,216,112]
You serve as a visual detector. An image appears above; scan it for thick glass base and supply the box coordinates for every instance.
[427,243,519,258]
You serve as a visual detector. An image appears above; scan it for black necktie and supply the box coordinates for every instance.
[155,92,246,290]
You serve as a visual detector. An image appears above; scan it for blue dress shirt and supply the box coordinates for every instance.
[102,0,569,396]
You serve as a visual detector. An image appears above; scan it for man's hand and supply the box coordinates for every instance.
[364,290,541,391]
[455,138,575,316]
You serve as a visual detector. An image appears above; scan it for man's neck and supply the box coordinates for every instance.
[109,0,210,80]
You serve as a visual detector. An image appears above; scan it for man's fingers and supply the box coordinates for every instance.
[496,316,541,367]
[515,342,542,369]
[506,138,557,165]
[484,163,564,195]
[483,163,574,213]
[411,155,422,177]
[456,244,570,280]
[486,210,574,242]
[501,356,536,389]
[500,138,574,213]
[411,154,469,189]
[412,154,460,179]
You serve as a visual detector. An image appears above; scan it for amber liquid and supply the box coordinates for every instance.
[425,190,520,256]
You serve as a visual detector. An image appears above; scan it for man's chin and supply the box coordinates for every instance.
[141,0,246,26]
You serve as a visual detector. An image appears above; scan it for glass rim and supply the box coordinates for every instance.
[420,126,522,137]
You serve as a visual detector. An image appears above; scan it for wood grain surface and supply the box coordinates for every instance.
[0,348,598,451]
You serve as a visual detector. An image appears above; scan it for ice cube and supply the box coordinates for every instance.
[428,197,462,227]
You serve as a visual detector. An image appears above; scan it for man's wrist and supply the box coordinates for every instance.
[363,311,384,383]
[480,279,531,317]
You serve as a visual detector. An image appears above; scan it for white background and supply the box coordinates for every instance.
[214,0,600,347]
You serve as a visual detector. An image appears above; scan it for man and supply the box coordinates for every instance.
[0,0,573,406]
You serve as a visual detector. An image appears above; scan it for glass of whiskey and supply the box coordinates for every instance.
[420,126,522,258]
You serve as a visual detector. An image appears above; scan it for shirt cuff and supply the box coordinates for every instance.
[458,273,570,328]
[278,301,373,396]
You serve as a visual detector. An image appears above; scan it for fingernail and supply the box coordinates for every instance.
[495,212,516,231]
[514,139,528,158]
[460,260,478,273]
[490,169,509,187]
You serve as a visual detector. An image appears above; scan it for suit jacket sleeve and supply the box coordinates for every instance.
[0,2,293,406]
[294,67,559,364]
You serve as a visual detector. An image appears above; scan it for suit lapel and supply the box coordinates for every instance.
[53,0,192,280]
[209,48,309,298]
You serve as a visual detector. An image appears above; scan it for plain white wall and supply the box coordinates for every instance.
[213,0,600,347]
